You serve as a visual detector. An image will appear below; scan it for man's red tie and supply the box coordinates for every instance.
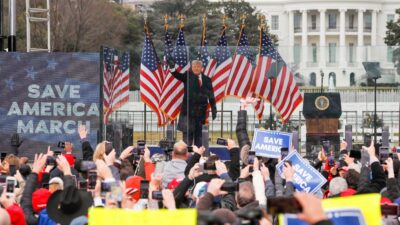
[198,76,202,87]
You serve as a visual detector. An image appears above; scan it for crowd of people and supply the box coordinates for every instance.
[0,107,399,225]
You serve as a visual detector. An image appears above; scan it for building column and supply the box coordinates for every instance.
[288,10,294,64]
[301,9,308,68]
[357,9,365,64]
[371,9,378,62]
[319,9,326,68]
[339,9,347,68]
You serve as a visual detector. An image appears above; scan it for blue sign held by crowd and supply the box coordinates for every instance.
[276,151,327,193]
[251,129,292,158]
[281,208,366,225]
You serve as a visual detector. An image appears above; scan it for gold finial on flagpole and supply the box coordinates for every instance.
[178,14,185,29]
[222,14,227,30]
[144,14,149,34]
[240,14,247,29]
[257,14,266,31]
[164,15,170,31]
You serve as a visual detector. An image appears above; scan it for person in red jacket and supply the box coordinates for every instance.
[0,189,26,225]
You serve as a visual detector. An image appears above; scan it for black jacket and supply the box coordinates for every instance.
[357,162,386,194]
[21,173,40,225]
[82,140,94,161]
[171,69,216,131]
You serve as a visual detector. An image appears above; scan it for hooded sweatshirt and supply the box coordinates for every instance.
[162,159,187,188]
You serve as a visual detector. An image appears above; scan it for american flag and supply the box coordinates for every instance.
[103,47,130,124]
[225,28,253,99]
[211,29,232,103]
[199,40,217,77]
[162,30,174,77]
[159,28,189,120]
[252,97,265,120]
[251,29,303,123]
[140,31,168,126]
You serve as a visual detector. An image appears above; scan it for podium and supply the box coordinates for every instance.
[302,93,342,157]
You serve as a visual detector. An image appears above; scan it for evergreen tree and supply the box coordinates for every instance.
[385,8,400,75]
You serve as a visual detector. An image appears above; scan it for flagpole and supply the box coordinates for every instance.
[99,46,104,141]
[220,15,227,138]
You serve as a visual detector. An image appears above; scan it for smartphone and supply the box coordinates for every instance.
[203,162,216,171]
[281,147,289,159]
[6,177,16,194]
[71,175,77,187]
[328,156,335,167]
[397,147,400,153]
[81,161,97,171]
[140,180,149,199]
[101,182,111,193]
[0,153,6,161]
[0,175,6,184]
[79,180,87,191]
[216,138,228,146]
[379,146,390,164]
[46,156,57,166]
[267,197,302,214]
[152,191,163,200]
[187,146,193,153]
[248,151,256,165]
[221,182,239,192]
[322,141,330,154]
[105,142,114,155]
[9,165,16,176]
[364,134,372,147]
[57,141,65,148]
[88,171,97,190]
[137,140,145,155]
[349,150,362,159]
[54,151,62,157]
[381,204,399,216]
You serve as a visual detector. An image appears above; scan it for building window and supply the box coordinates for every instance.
[364,13,372,30]
[387,46,394,62]
[329,43,336,63]
[350,73,356,86]
[310,72,317,86]
[294,14,301,32]
[328,14,337,29]
[387,14,395,22]
[312,43,317,63]
[294,44,301,64]
[349,43,354,63]
[311,15,317,30]
[271,15,279,30]
[349,14,355,30]
[328,72,336,87]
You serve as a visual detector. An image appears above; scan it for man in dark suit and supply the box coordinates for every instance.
[170,60,217,147]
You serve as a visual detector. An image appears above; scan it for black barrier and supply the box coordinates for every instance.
[0,52,100,158]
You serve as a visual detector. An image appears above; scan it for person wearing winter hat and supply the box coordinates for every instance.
[329,177,348,197]
[48,177,64,193]
[31,189,51,214]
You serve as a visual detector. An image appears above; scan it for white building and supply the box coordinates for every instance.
[248,0,400,87]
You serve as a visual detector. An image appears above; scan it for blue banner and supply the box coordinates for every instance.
[276,151,327,193]
[281,208,366,225]
[251,129,292,158]
[0,52,100,158]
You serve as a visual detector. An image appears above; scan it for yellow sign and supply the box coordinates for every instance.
[89,208,197,225]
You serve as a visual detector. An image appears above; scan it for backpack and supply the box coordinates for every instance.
[38,209,57,225]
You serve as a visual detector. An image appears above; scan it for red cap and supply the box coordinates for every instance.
[381,197,393,204]
[168,177,184,190]
[32,188,51,213]
[63,154,75,167]
[125,176,143,201]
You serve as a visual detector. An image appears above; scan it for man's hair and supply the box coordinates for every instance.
[191,60,202,66]
[173,141,188,157]
[236,181,255,208]
[329,177,348,195]
[344,169,360,189]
